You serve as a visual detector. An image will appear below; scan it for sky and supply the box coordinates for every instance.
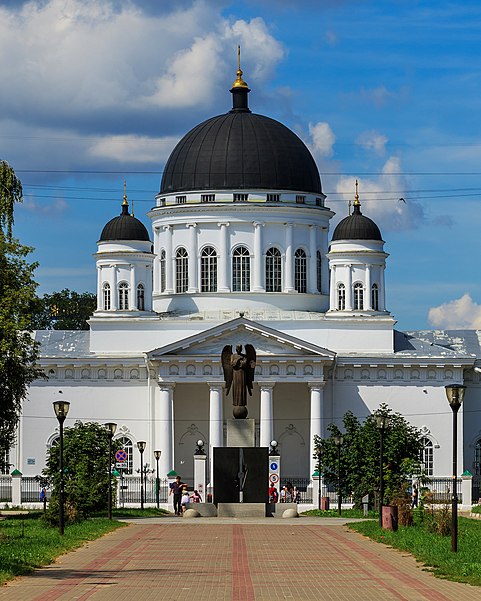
[3,0,481,331]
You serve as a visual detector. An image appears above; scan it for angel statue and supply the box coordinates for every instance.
[221,344,256,419]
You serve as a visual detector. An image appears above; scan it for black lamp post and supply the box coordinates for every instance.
[317,447,322,510]
[376,414,389,527]
[334,435,343,516]
[53,400,70,535]
[445,384,466,552]
[269,440,278,456]
[137,441,146,509]
[105,423,117,519]
[195,439,206,455]
[154,450,161,509]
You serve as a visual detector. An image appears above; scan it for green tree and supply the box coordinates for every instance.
[314,405,423,508]
[0,160,42,472]
[31,289,96,330]
[43,421,121,524]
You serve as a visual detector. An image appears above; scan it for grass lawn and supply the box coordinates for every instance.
[302,508,378,519]
[0,512,125,585]
[91,507,170,518]
[349,516,481,586]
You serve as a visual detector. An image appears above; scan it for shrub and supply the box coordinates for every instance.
[390,483,413,527]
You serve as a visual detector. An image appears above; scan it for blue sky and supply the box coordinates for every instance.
[3,0,481,330]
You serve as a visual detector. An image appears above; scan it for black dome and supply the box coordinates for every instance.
[100,203,150,242]
[332,205,382,241]
[160,83,322,195]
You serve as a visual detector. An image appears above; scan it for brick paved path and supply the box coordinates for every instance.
[0,519,479,600]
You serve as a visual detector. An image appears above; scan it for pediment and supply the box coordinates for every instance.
[147,317,335,359]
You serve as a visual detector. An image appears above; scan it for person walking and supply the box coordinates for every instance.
[169,475,184,515]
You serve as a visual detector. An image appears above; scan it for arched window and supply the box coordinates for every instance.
[474,438,481,475]
[353,282,364,310]
[102,282,111,310]
[316,250,322,293]
[117,436,133,475]
[266,247,281,292]
[371,283,379,311]
[420,437,433,476]
[294,248,307,293]
[175,247,188,293]
[201,246,217,292]
[137,283,145,311]
[232,246,250,292]
[337,283,345,310]
[160,249,166,293]
[119,282,129,310]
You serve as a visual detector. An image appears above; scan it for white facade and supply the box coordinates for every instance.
[11,79,481,489]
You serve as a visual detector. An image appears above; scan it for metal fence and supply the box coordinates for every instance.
[21,476,52,503]
[0,475,12,502]
[117,476,171,505]
[421,477,462,504]
[472,476,481,505]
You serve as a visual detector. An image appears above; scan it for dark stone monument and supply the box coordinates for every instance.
[213,447,268,504]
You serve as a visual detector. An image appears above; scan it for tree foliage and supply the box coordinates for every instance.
[31,289,96,330]
[0,161,42,472]
[43,421,121,523]
[314,405,424,508]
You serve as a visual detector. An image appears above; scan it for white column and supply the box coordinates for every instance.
[308,225,317,294]
[308,382,325,478]
[380,265,386,310]
[96,265,102,310]
[365,264,372,310]
[259,382,275,448]
[158,382,175,477]
[321,227,329,294]
[345,264,352,310]
[187,223,198,293]
[208,382,224,485]
[284,223,294,292]
[329,264,336,309]
[111,265,118,310]
[164,225,174,293]
[218,222,230,292]
[153,227,160,295]
[253,221,264,291]
[130,264,137,310]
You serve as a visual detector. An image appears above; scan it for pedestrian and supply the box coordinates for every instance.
[191,489,202,503]
[293,486,300,503]
[169,475,184,515]
[411,485,418,508]
[181,489,190,513]
[268,483,278,503]
[279,486,287,502]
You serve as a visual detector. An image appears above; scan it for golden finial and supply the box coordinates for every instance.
[353,178,361,207]
[122,180,128,206]
[232,45,248,89]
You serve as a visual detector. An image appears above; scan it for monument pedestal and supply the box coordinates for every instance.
[227,418,255,447]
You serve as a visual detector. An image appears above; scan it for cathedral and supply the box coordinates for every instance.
[15,63,481,487]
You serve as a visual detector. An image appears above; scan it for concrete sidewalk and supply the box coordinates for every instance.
[0,517,479,600]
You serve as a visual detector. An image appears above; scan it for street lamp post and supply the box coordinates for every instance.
[317,448,322,511]
[376,414,389,527]
[137,441,146,509]
[334,435,343,516]
[154,450,161,509]
[105,423,117,520]
[53,400,70,535]
[445,384,466,553]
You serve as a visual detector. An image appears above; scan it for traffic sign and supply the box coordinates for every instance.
[270,462,278,471]
[269,473,279,484]
[115,449,127,462]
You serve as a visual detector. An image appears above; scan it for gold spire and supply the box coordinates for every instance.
[122,180,128,206]
[232,45,248,88]
[353,178,361,207]
[131,199,135,217]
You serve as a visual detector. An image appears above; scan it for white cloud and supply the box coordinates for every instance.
[308,122,336,158]
[89,135,179,163]
[335,156,426,231]
[21,197,69,216]
[356,130,388,155]
[428,294,481,329]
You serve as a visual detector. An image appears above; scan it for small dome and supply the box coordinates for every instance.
[99,200,150,242]
[160,76,322,195]
[332,205,382,242]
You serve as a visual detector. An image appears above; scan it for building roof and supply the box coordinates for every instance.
[159,74,322,196]
[99,198,150,242]
[331,204,382,242]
